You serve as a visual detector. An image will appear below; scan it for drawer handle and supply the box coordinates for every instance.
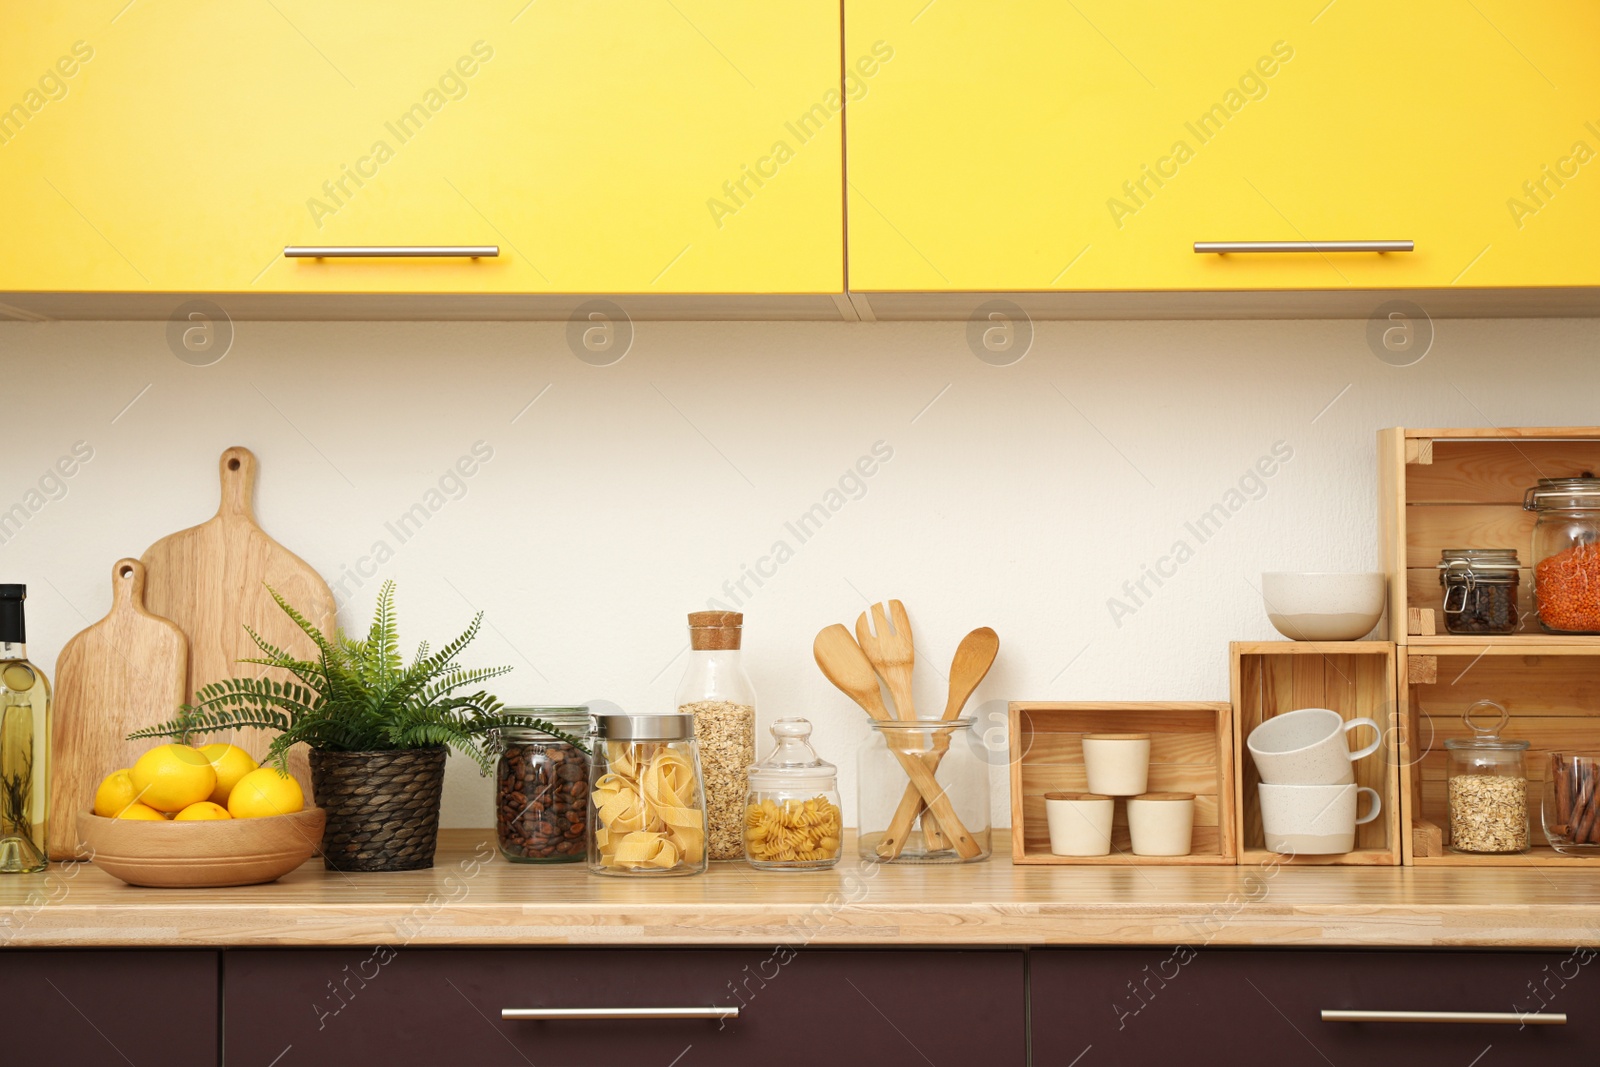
[1194,240,1413,254]
[283,245,499,258]
[1322,1010,1566,1026]
[501,1007,739,1021]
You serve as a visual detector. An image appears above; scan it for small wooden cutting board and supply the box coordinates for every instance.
[49,558,188,859]
[140,446,336,770]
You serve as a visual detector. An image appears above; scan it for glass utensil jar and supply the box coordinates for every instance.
[676,611,755,861]
[588,712,708,876]
[1444,700,1529,855]
[858,717,991,864]
[744,717,842,871]
[1524,477,1600,634]
[1542,752,1600,856]
[1437,549,1521,635]
[494,707,592,864]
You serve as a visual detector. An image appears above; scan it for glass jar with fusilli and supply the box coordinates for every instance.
[743,717,842,871]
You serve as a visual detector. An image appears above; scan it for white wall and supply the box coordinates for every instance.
[4,315,1596,828]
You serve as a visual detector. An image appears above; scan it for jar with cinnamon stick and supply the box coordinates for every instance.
[1542,753,1600,855]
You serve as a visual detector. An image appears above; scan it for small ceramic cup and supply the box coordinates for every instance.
[1127,792,1194,856]
[1044,792,1114,857]
[1247,707,1381,785]
[1258,782,1381,855]
[1082,733,1151,796]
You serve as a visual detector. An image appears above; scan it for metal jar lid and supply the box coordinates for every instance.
[499,706,592,742]
[1524,476,1600,511]
[592,711,696,742]
[1438,548,1520,585]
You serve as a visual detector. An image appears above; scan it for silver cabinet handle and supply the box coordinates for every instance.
[1322,1010,1566,1025]
[501,1007,739,1020]
[283,245,499,258]
[1195,240,1413,254]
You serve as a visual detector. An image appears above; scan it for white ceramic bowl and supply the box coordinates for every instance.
[1261,572,1386,641]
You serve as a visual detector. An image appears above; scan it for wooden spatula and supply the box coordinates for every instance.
[897,627,1000,851]
[813,624,981,860]
[855,600,917,719]
[48,559,188,859]
[140,446,335,774]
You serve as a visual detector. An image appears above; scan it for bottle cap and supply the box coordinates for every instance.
[0,585,24,644]
[688,611,742,651]
[748,717,836,791]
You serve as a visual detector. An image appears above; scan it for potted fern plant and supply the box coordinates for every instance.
[132,580,579,872]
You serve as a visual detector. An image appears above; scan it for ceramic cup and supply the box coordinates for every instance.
[1127,793,1194,856]
[1258,782,1381,855]
[1044,793,1114,857]
[1082,733,1151,796]
[1247,708,1381,785]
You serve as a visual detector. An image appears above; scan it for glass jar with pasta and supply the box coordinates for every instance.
[588,712,708,876]
[743,717,842,871]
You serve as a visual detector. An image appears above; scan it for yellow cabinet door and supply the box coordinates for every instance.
[846,0,1600,291]
[0,2,841,294]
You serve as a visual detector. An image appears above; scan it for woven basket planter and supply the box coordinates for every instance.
[309,746,448,872]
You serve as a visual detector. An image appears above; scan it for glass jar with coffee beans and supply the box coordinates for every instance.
[1438,548,1521,634]
[495,707,592,864]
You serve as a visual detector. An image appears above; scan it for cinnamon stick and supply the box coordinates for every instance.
[1555,755,1571,831]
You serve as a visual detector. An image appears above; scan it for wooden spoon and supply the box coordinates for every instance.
[891,628,1000,852]
[855,600,917,720]
[813,625,981,860]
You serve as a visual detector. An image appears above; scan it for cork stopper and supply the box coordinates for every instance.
[688,611,742,650]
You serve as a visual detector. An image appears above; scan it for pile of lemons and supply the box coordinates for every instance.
[94,743,304,821]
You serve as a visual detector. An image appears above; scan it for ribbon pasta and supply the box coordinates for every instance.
[592,741,705,870]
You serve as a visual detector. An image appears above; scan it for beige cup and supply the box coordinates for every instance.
[1082,733,1151,796]
[1044,792,1114,857]
[1127,793,1194,856]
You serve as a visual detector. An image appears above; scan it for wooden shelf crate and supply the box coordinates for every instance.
[1007,702,1236,865]
[1401,644,1600,865]
[1230,641,1402,865]
[1379,426,1600,647]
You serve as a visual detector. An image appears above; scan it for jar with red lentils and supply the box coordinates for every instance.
[1525,476,1600,634]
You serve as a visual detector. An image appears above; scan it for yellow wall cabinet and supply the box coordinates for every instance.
[0,3,842,296]
[846,0,1600,292]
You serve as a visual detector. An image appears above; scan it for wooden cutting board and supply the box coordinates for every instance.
[48,558,188,859]
[140,446,336,773]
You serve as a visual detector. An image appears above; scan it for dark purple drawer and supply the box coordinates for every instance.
[0,950,218,1067]
[1033,948,1598,1066]
[225,947,1024,1067]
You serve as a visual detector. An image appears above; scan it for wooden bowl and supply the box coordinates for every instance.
[77,807,326,888]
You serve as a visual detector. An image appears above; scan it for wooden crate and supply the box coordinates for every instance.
[1231,641,1402,865]
[1007,701,1236,865]
[1379,426,1600,646]
[1401,645,1600,865]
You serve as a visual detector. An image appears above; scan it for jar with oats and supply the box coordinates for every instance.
[676,611,756,860]
[1445,700,1529,855]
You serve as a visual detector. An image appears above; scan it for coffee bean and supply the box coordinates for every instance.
[496,741,590,863]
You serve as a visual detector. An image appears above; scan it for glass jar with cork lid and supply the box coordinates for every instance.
[675,611,756,861]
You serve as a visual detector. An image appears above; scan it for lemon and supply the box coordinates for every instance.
[199,743,258,805]
[92,768,139,818]
[130,744,217,813]
[114,802,165,821]
[174,801,232,821]
[227,767,304,819]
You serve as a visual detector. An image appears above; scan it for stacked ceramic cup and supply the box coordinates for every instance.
[1248,708,1382,855]
[1047,732,1194,857]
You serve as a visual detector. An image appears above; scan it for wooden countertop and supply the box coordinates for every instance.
[4,830,1599,948]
